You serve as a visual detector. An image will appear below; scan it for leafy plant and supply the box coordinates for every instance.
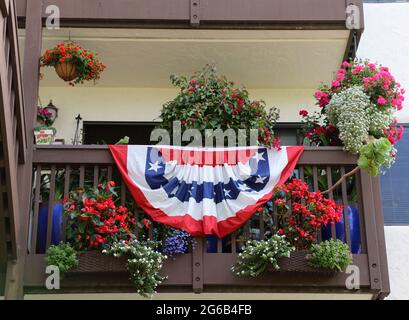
[231,234,294,277]
[45,242,78,276]
[40,41,106,86]
[271,178,343,250]
[159,65,281,148]
[64,181,136,250]
[307,239,352,272]
[358,137,394,176]
[103,239,167,297]
[37,106,55,127]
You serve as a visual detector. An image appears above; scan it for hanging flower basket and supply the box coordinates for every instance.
[54,61,79,82]
[40,41,106,86]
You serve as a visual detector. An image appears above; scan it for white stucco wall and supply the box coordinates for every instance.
[39,86,315,143]
[384,227,409,299]
[357,3,409,300]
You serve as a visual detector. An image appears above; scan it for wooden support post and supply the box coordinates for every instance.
[360,172,382,292]
[371,176,391,299]
[192,237,204,293]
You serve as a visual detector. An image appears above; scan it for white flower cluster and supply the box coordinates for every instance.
[231,235,294,277]
[326,86,395,154]
[104,239,167,297]
[368,106,394,135]
[326,86,371,154]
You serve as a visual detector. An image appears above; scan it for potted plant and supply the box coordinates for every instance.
[232,178,345,276]
[271,178,343,250]
[43,181,167,297]
[159,64,281,149]
[307,239,352,272]
[300,60,405,176]
[40,41,106,86]
[34,106,57,145]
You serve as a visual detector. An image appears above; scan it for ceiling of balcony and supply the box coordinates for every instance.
[19,28,350,89]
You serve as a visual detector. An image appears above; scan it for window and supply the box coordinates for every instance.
[83,121,303,145]
[83,121,157,145]
[381,124,409,225]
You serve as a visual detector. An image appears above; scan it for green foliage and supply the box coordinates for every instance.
[232,235,294,277]
[159,65,280,147]
[307,239,352,272]
[103,239,167,297]
[358,137,394,176]
[45,242,78,276]
[115,136,130,145]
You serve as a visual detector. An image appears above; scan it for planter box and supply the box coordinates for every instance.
[34,129,55,145]
[70,251,127,273]
[71,250,337,276]
[276,251,336,275]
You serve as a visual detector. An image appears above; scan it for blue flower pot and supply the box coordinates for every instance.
[206,235,218,253]
[36,202,64,253]
[322,205,361,254]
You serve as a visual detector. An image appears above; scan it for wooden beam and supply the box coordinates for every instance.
[32,146,358,166]
[15,0,362,29]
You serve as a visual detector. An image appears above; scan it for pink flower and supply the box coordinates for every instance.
[352,65,364,75]
[368,63,377,71]
[337,73,345,81]
[397,125,404,140]
[314,91,328,99]
[342,61,352,68]
[377,96,387,105]
[331,80,340,88]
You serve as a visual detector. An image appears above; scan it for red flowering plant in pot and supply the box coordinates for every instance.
[63,181,136,251]
[159,65,281,149]
[40,41,106,86]
[266,178,343,250]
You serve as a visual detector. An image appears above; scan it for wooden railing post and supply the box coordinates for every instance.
[192,237,204,293]
[360,172,382,292]
[371,176,391,299]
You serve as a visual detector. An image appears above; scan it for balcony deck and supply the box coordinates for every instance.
[23,146,390,299]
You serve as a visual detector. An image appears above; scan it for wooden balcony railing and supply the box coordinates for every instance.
[24,145,389,298]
